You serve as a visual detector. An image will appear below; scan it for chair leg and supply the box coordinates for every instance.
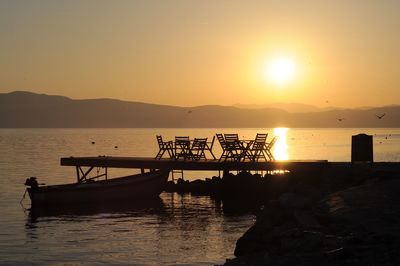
[198,150,205,160]
[264,149,272,161]
[225,150,233,161]
[155,149,165,160]
[260,150,267,161]
[219,150,227,161]
[250,151,257,162]
[257,150,267,161]
[267,150,275,161]
[210,150,216,159]
[167,148,174,159]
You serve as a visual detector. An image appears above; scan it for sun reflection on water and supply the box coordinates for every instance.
[273,127,289,160]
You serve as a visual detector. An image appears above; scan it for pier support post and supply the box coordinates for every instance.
[223,170,229,177]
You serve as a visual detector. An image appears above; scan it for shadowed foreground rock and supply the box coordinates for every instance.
[225,174,400,265]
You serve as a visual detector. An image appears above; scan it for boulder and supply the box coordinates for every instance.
[228,176,400,265]
[279,192,311,209]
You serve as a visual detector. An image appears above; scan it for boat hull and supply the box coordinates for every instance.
[27,170,170,207]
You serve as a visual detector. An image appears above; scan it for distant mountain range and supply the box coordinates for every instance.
[1,91,399,128]
[233,103,340,113]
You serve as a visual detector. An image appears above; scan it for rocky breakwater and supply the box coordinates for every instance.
[164,169,329,212]
[225,165,400,265]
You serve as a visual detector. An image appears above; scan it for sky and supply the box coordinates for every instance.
[1,0,400,108]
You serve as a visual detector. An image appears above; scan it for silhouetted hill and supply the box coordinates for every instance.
[234,103,339,113]
[0,91,399,128]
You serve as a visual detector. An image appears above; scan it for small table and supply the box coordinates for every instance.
[175,137,192,160]
[239,140,254,161]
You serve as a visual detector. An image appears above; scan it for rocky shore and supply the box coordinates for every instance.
[221,165,400,265]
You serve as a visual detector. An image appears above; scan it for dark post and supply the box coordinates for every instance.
[223,169,229,177]
[351,134,373,163]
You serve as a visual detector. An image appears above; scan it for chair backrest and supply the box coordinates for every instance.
[175,136,190,148]
[251,133,266,148]
[175,136,189,142]
[267,136,278,148]
[192,138,207,149]
[156,135,163,146]
[224,134,240,149]
[216,134,226,149]
[224,134,239,143]
[255,133,268,144]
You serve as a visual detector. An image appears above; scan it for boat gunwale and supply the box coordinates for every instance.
[30,170,170,192]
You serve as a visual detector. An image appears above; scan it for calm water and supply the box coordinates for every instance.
[1,128,399,265]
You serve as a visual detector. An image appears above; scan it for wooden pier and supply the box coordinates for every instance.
[61,156,329,172]
[61,156,400,171]
[61,156,400,182]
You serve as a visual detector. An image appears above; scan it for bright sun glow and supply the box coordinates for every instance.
[273,127,289,160]
[264,57,296,85]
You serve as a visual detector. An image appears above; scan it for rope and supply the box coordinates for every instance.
[20,188,28,211]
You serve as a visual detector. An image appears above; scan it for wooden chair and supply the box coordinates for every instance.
[224,133,239,144]
[205,136,216,159]
[190,138,207,160]
[216,134,229,161]
[224,133,243,161]
[265,136,278,161]
[155,135,174,160]
[175,136,191,160]
[217,134,241,161]
[248,133,268,161]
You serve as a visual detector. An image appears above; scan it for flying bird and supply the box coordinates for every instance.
[376,113,385,119]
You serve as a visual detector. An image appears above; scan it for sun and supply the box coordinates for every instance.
[264,56,297,85]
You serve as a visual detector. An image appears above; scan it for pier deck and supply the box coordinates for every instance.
[61,156,400,183]
[61,156,329,172]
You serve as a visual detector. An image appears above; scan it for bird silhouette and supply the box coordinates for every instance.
[337,118,345,122]
[376,113,385,119]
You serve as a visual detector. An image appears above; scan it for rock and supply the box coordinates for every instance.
[175,178,190,193]
[227,176,400,266]
[188,179,207,194]
[234,225,269,257]
[293,211,321,228]
[279,192,310,209]
[164,180,175,192]
[321,179,400,236]
[279,229,324,253]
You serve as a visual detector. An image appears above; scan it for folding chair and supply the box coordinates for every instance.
[265,136,278,161]
[175,136,191,160]
[190,138,207,160]
[216,134,229,161]
[205,136,216,159]
[249,133,268,161]
[155,135,174,159]
[224,133,243,161]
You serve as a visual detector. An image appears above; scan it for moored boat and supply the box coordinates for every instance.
[24,169,170,207]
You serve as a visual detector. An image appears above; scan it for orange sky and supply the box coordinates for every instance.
[1,0,399,107]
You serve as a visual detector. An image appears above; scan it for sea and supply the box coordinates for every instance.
[1,128,399,265]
